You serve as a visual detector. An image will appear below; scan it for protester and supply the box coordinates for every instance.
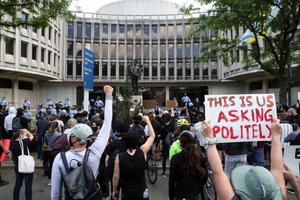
[10,129,34,200]
[202,120,287,199]
[112,115,155,200]
[283,164,300,199]
[169,130,207,200]
[284,118,300,145]
[51,85,113,200]
[36,111,50,160]
[0,112,9,186]
[43,121,61,182]
[4,107,17,139]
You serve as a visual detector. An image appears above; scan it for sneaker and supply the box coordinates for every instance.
[161,172,168,178]
[0,180,9,187]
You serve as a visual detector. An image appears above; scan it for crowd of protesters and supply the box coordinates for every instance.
[0,91,300,200]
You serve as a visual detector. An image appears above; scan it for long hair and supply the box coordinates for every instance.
[180,133,206,177]
[48,121,58,134]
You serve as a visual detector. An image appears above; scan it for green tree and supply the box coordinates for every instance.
[0,0,73,28]
[183,0,300,104]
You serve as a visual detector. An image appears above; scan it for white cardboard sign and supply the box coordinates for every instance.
[204,94,277,143]
[284,145,300,177]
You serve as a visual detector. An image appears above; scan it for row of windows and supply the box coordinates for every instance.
[68,22,215,40]
[66,61,218,80]
[21,12,60,46]
[5,38,60,67]
[67,42,205,59]
[0,78,33,90]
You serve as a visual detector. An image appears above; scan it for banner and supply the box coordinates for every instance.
[84,48,94,91]
[204,94,277,143]
[284,145,300,177]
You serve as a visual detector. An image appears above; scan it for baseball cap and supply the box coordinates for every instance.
[70,124,93,141]
[231,166,282,200]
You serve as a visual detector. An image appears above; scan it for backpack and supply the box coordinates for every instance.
[61,149,102,200]
[52,134,70,157]
[12,117,22,132]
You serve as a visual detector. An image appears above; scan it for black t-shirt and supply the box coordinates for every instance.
[119,149,146,199]
[169,151,208,200]
[10,138,30,171]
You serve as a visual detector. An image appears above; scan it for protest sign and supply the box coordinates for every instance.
[284,145,300,177]
[204,94,277,143]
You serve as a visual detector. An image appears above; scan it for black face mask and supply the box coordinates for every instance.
[92,127,98,133]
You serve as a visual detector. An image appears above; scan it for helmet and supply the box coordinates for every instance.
[177,118,189,127]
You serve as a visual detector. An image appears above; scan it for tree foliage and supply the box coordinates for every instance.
[0,0,73,28]
[183,0,300,104]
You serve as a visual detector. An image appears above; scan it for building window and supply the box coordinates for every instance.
[67,41,73,56]
[152,63,158,78]
[111,63,116,78]
[152,44,158,59]
[102,24,108,39]
[119,24,125,39]
[144,44,149,59]
[194,63,200,79]
[136,44,141,59]
[143,63,149,77]
[32,45,37,60]
[76,61,82,76]
[168,44,174,59]
[68,22,74,37]
[94,62,99,77]
[144,25,150,36]
[203,62,208,79]
[93,43,99,58]
[41,48,45,62]
[193,43,200,58]
[185,44,192,58]
[21,41,28,58]
[111,44,116,58]
[21,12,29,29]
[160,44,166,59]
[136,24,142,39]
[77,22,83,38]
[177,43,183,59]
[67,61,73,76]
[160,24,166,39]
[160,64,166,79]
[177,63,183,79]
[85,23,91,38]
[119,63,125,78]
[185,63,191,79]
[168,25,175,39]
[48,27,52,40]
[48,51,51,65]
[127,24,133,39]
[127,44,133,59]
[101,43,108,58]
[169,63,175,79]
[94,23,100,39]
[102,63,108,77]
[0,78,12,88]
[250,81,263,90]
[111,24,117,39]
[18,81,33,90]
[119,44,125,59]
[5,38,14,55]
[76,42,82,57]
[41,27,45,37]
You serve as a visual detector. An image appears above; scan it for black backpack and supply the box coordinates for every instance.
[12,117,22,132]
[61,149,102,200]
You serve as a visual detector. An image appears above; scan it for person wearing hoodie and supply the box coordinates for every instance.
[4,107,17,139]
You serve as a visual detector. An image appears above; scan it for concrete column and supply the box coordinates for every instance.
[12,79,19,107]
[165,86,170,103]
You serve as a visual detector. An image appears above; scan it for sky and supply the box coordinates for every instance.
[69,0,208,13]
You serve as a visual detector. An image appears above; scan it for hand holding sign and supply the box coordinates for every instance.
[271,119,282,139]
[202,121,213,138]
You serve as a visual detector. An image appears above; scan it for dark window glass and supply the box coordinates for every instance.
[94,62,99,76]
[152,25,158,33]
[143,63,149,77]
[41,48,45,62]
[169,63,174,79]
[119,64,124,78]
[76,61,82,76]
[48,27,52,40]
[186,63,191,79]
[48,51,51,65]
[32,45,37,60]
[5,38,14,55]
[144,25,149,35]
[76,42,82,57]
[111,63,116,78]
[67,61,73,76]
[77,22,83,38]
[111,24,117,32]
[68,22,74,37]
[41,27,45,36]
[127,24,133,38]
[160,64,166,79]
[203,62,208,79]
[67,41,73,56]
[94,23,100,39]
[18,81,33,90]
[119,24,125,33]
[102,63,108,77]
[85,23,91,38]
[102,24,108,39]
[21,42,27,58]
[0,78,12,88]
[152,63,158,78]
[177,63,183,78]
[250,81,263,90]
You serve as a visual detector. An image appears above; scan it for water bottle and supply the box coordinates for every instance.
[143,188,149,199]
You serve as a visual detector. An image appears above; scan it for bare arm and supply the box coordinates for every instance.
[140,116,155,159]
[271,120,287,197]
[283,164,300,199]
[22,129,34,141]
[203,121,235,200]
[112,155,120,200]
[0,139,8,153]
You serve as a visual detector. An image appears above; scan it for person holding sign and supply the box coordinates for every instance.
[202,120,287,200]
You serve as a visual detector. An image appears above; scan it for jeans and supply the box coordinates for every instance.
[13,170,33,200]
[224,154,247,178]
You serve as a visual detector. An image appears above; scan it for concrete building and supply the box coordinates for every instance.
[0,0,299,108]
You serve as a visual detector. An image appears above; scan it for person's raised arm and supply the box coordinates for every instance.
[271,120,287,197]
[140,116,155,159]
[90,85,113,157]
[202,121,235,200]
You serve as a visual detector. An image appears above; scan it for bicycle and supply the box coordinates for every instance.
[145,150,157,184]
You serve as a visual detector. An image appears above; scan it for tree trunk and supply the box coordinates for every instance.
[278,78,288,106]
